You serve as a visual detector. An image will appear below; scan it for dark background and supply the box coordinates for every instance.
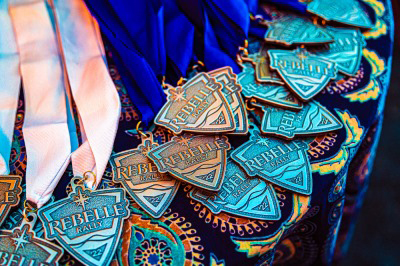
[344,1,400,265]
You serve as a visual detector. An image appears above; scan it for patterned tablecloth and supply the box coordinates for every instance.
[4,0,394,265]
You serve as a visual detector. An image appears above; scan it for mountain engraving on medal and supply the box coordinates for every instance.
[190,157,281,220]
[312,27,366,76]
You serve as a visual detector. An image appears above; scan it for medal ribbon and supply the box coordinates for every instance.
[83,0,167,126]
[176,0,254,73]
[9,0,72,207]
[0,0,20,175]
[265,0,307,13]
[10,0,120,207]
[52,0,120,189]
[164,0,195,82]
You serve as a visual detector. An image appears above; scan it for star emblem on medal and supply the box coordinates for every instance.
[11,226,33,252]
[256,137,270,147]
[169,87,187,102]
[139,141,153,156]
[175,135,192,147]
[73,188,90,210]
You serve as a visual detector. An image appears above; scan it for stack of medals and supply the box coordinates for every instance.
[110,0,371,225]
[0,1,372,265]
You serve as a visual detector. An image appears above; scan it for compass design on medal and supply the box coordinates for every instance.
[11,226,32,252]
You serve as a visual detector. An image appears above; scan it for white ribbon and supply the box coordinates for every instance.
[9,0,120,207]
[0,0,20,175]
[52,0,120,188]
[9,0,72,207]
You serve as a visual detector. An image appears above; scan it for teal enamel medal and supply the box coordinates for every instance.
[307,0,374,29]
[268,48,337,101]
[256,100,343,139]
[238,63,303,110]
[190,157,281,220]
[313,27,366,76]
[38,177,130,266]
[264,16,334,46]
[231,125,312,195]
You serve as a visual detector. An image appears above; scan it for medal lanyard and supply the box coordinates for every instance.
[83,0,167,126]
[51,0,120,189]
[9,0,120,208]
[265,0,308,13]
[0,0,21,175]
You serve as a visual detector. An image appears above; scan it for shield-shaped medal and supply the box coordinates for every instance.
[38,180,130,266]
[238,63,303,110]
[208,67,248,135]
[189,157,281,220]
[231,125,312,195]
[264,16,334,46]
[242,45,284,85]
[147,134,231,191]
[0,176,22,227]
[313,27,366,76]
[155,73,235,133]
[110,134,180,218]
[256,100,343,139]
[268,48,337,101]
[307,0,373,29]
[0,213,63,265]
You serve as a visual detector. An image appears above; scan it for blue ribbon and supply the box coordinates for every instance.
[84,0,167,126]
[265,0,308,14]
[176,0,255,73]
[164,0,195,81]
[82,0,310,125]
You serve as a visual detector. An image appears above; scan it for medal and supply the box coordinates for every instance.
[155,72,235,134]
[268,48,337,101]
[264,16,334,46]
[254,46,285,84]
[312,27,366,76]
[0,211,63,265]
[189,157,281,220]
[242,45,284,85]
[238,63,303,110]
[147,134,231,191]
[208,67,249,135]
[110,130,180,218]
[0,176,22,227]
[307,0,373,29]
[231,125,312,195]
[256,100,343,139]
[38,174,130,266]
